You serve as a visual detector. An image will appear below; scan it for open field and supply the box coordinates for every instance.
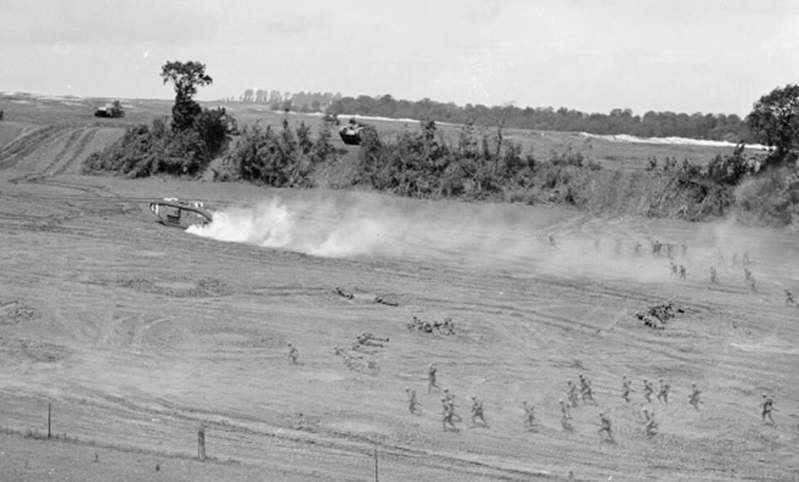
[1,96,798,481]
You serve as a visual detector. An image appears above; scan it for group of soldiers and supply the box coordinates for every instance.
[408,366,782,439]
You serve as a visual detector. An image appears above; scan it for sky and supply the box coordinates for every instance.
[1,0,798,116]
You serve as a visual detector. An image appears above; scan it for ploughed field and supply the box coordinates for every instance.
[0,108,798,481]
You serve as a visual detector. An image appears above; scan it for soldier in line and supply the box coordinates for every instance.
[786,289,795,306]
[428,364,438,393]
[657,379,671,404]
[470,396,488,427]
[761,394,775,424]
[643,378,654,403]
[406,387,421,414]
[598,412,614,441]
[644,411,659,437]
[442,397,457,431]
[679,265,687,280]
[621,376,633,402]
[689,383,702,410]
[559,399,573,429]
[670,261,678,277]
[580,378,596,405]
[710,266,717,284]
[287,342,299,365]
[566,379,579,407]
[523,401,537,429]
[443,388,461,421]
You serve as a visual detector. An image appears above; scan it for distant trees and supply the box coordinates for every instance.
[160,60,213,131]
[747,83,799,164]
[323,95,753,142]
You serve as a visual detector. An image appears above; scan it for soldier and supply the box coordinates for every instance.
[406,387,421,414]
[688,383,702,410]
[621,376,633,402]
[681,244,688,257]
[643,378,654,403]
[732,252,739,265]
[287,342,299,365]
[566,379,579,407]
[442,397,457,431]
[742,250,751,267]
[666,243,674,259]
[598,412,614,441]
[470,396,488,427]
[786,290,796,306]
[559,399,573,429]
[443,388,461,421]
[748,276,757,292]
[761,394,775,424]
[642,406,651,423]
[548,234,557,248]
[744,268,752,282]
[670,261,678,277]
[523,401,536,428]
[710,266,717,284]
[644,411,658,437]
[679,265,687,280]
[657,379,670,404]
[428,364,438,393]
[334,345,344,356]
[581,378,596,405]
[634,241,642,255]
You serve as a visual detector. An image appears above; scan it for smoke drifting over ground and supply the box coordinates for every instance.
[188,190,799,288]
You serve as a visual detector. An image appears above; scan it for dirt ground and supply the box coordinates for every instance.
[1,106,798,481]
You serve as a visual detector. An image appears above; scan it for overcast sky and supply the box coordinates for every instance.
[2,0,797,116]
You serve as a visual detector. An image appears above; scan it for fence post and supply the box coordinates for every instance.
[374,447,378,482]
[48,403,51,439]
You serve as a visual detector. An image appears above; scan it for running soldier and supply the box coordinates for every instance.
[670,261,678,277]
[566,379,579,407]
[287,342,299,365]
[786,289,795,306]
[598,412,614,441]
[666,243,674,259]
[443,388,461,421]
[470,396,488,427]
[442,397,457,431]
[644,411,658,437]
[679,265,687,280]
[643,378,654,403]
[406,387,421,414]
[428,364,439,393]
[621,376,633,402]
[710,266,717,284]
[523,401,537,428]
[657,379,671,404]
[559,399,573,429]
[742,250,751,267]
[761,394,775,424]
[580,376,596,405]
[688,383,702,410]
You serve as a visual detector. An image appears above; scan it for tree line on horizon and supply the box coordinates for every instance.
[237,89,754,143]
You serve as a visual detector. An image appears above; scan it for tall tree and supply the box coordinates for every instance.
[747,83,799,162]
[160,61,213,131]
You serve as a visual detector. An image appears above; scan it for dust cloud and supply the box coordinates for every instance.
[186,190,706,284]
